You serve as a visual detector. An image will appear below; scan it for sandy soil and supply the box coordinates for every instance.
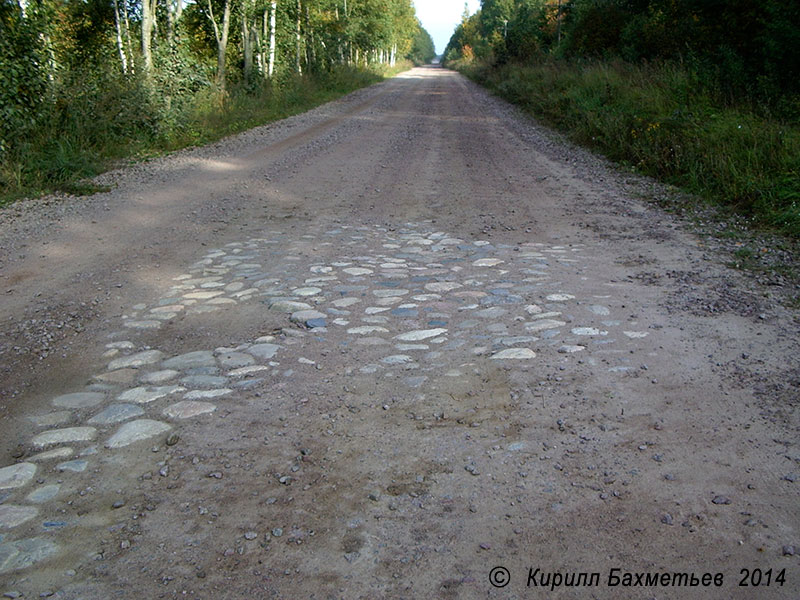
[0,66,797,599]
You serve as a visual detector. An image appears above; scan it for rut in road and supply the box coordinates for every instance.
[0,67,797,599]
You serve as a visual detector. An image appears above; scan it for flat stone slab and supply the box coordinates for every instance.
[139,369,180,384]
[162,351,216,370]
[0,463,36,491]
[0,505,38,529]
[51,392,105,409]
[475,307,507,318]
[29,448,73,462]
[0,537,59,574]
[472,258,504,267]
[332,297,360,307]
[395,328,448,342]
[181,375,228,388]
[490,348,537,360]
[217,352,255,369]
[290,310,327,324]
[105,420,172,449]
[292,287,322,296]
[95,368,138,384]
[26,484,60,504]
[558,345,586,353]
[525,319,567,333]
[31,427,96,448]
[269,300,312,313]
[342,268,373,276]
[118,385,185,404]
[381,355,413,364]
[56,459,88,473]
[424,282,463,293]
[247,343,281,360]
[163,401,217,419]
[184,389,231,400]
[546,293,575,302]
[108,350,165,370]
[571,327,607,336]
[27,412,72,428]
[88,404,145,425]
[347,326,389,335]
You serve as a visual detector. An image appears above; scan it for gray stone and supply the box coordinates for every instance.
[118,385,184,404]
[163,401,217,419]
[57,459,88,473]
[525,319,566,333]
[28,448,73,462]
[162,351,216,370]
[269,300,312,313]
[184,389,231,400]
[108,350,164,370]
[247,344,281,360]
[290,310,326,324]
[181,375,228,388]
[51,392,104,409]
[139,370,180,384]
[475,307,507,318]
[88,404,145,425]
[25,485,60,504]
[0,505,38,529]
[217,352,255,369]
[27,412,72,428]
[490,348,536,360]
[0,537,59,574]
[381,355,413,365]
[31,427,96,448]
[105,420,172,449]
[395,328,447,342]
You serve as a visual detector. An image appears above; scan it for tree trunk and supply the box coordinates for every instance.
[112,0,128,74]
[268,1,277,78]
[122,0,135,74]
[166,0,183,47]
[305,3,315,71]
[141,0,156,72]
[295,0,302,74]
[242,6,253,83]
[207,0,232,89]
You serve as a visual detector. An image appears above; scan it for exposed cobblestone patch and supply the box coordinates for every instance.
[0,223,655,575]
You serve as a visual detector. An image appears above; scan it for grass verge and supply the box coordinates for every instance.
[0,63,409,207]
[455,58,800,238]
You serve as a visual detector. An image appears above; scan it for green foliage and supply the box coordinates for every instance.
[407,24,435,65]
[1,0,425,204]
[460,58,800,237]
[445,0,800,110]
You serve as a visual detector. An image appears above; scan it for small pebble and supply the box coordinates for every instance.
[712,495,731,505]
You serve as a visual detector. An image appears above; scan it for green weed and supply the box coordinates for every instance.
[462,58,800,238]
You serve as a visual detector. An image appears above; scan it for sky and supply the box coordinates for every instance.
[413,0,481,55]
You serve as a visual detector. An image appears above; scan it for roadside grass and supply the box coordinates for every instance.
[0,63,408,207]
[456,58,800,239]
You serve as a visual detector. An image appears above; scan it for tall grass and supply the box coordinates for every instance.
[0,63,403,206]
[460,59,800,237]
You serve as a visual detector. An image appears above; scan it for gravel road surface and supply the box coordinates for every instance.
[0,66,798,599]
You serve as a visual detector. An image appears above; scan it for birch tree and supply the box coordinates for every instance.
[207,0,233,88]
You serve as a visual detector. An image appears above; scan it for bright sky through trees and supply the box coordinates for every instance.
[413,0,480,54]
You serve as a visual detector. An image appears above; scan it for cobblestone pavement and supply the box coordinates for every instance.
[0,68,797,599]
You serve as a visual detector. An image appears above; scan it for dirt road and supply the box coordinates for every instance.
[0,66,798,598]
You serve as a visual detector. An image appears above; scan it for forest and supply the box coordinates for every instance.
[445,0,800,236]
[0,0,435,200]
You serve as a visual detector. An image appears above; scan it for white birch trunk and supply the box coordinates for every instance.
[268,1,277,78]
[112,0,128,74]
